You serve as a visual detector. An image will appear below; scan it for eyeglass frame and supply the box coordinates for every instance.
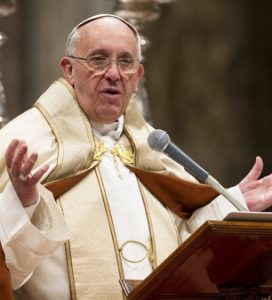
[68,54,140,75]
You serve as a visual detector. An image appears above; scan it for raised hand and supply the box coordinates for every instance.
[239,156,272,211]
[5,139,49,207]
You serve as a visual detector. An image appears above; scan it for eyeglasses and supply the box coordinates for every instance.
[68,54,139,75]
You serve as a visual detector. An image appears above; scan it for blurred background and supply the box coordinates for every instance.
[1,0,272,188]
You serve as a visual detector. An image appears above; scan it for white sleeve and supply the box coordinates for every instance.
[0,182,70,289]
[172,186,249,243]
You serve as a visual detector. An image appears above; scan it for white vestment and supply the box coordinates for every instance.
[0,79,248,300]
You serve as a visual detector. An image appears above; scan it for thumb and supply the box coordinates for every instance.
[240,156,263,184]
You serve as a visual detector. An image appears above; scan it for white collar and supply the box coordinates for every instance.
[91,115,124,140]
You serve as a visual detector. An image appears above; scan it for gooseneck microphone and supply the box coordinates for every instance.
[147,129,247,211]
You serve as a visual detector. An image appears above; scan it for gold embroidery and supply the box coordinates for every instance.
[112,144,134,165]
[93,140,108,161]
[93,140,134,178]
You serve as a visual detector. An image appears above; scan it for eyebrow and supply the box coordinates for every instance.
[88,49,108,56]
[88,49,134,58]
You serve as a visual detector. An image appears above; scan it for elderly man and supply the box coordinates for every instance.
[0,14,271,300]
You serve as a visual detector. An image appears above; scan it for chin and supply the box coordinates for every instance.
[98,108,123,123]
[96,114,120,124]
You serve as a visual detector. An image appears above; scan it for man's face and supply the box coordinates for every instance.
[61,18,144,124]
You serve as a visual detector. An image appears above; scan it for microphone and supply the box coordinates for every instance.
[147,129,247,211]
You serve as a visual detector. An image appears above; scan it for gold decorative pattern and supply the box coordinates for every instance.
[93,139,134,178]
[94,140,134,164]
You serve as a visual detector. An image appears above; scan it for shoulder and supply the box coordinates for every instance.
[0,107,53,154]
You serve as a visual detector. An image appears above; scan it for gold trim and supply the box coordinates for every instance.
[57,200,77,300]
[79,108,95,168]
[94,133,156,271]
[34,101,64,181]
[123,121,157,266]
[167,209,181,245]
[64,242,77,300]
[135,180,157,269]
[123,127,137,166]
[58,77,75,97]
[94,167,125,280]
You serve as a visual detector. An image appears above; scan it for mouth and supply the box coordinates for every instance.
[101,88,121,96]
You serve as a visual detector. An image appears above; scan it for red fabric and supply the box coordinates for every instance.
[0,246,14,300]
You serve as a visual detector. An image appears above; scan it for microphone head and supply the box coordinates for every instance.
[147,129,170,152]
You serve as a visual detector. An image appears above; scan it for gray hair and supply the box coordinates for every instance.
[65,14,142,61]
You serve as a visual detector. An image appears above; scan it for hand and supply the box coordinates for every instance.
[5,139,49,207]
[239,156,272,211]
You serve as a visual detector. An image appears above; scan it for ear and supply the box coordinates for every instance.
[60,57,74,85]
[133,63,144,93]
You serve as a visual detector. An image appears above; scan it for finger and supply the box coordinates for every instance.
[20,152,38,178]
[28,164,49,185]
[241,156,263,183]
[5,139,19,169]
[10,142,28,177]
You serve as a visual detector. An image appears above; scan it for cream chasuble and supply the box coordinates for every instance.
[0,78,246,300]
[32,78,179,299]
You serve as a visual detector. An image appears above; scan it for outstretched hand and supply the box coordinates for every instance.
[5,139,49,207]
[239,156,272,211]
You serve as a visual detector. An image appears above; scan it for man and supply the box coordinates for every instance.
[0,14,271,300]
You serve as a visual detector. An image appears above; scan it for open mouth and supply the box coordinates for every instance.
[102,88,121,96]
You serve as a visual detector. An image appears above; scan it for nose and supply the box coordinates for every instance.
[104,60,121,81]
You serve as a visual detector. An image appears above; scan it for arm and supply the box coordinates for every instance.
[0,181,70,289]
[175,185,246,242]
[0,115,70,289]
[176,156,272,242]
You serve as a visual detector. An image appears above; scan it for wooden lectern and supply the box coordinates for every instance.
[121,220,272,299]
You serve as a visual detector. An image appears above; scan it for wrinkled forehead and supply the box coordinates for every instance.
[67,14,139,46]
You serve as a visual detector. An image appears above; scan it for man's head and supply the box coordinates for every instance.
[60,14,144,124]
